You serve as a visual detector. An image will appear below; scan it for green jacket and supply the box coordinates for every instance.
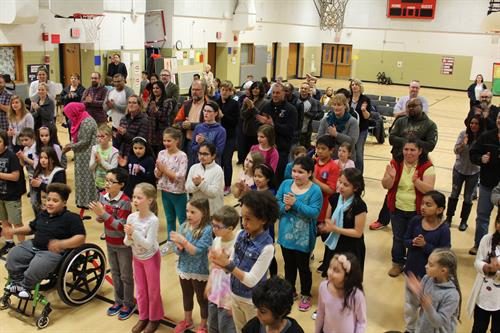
[389,113,438,160]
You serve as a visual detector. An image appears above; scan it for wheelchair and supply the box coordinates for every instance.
[0,243,107,329]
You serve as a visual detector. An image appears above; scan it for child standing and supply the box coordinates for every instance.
[250,125,279,172]
[243,276,305,333]
[0,129,27,255]
[206,206,239,333]
[251,163,276,194]
[319,168,367,277]
[35,126,65,167]
[89,124,119,192]
[191,100,226,165]
[313,136,340,273]
[209,191,279,332]
[314,253,367,333]
[89,167,135,320]
[119,137,156,199]
[155,128,188,255]
[467,214,499,332]
[124,183,164,333]
[404,191,451,332]
[15,128,37,215]
[170,198,213,333]
[335,142,355,171]
[185,142,224,215]
[233,151,264,199]
[276,156,323,312]
[284,146,308,180]
[406,248,462,333]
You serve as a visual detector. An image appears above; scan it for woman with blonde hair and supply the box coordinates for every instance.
[30,82,55,130]
[7,95,34,150]
[114,95,151,156]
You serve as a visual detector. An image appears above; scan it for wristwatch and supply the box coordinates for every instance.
[225,260,236,273]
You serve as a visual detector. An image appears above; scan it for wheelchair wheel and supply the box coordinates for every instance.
[56,243,106,306]
[36,315,50,329]
[0,295,10,310]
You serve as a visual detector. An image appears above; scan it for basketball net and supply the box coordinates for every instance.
[318,0,349,42]
[74,14,104,42]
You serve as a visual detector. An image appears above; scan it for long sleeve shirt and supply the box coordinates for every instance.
[185,161,224,214]
[123,212,159,260]
[97,191,131,247]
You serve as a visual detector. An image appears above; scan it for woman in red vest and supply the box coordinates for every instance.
[382,137,436,278]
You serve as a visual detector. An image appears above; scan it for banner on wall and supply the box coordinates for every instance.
[493,63,500,96]
[441,57,454,75]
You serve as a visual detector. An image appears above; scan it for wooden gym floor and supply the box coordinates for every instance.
[1,79,499,332]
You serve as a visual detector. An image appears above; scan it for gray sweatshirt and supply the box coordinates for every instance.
[411,275,460,333]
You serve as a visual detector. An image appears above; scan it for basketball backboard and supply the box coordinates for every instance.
[47,0,104,18]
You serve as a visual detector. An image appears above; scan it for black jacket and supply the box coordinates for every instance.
[107,62,128,79]
[260,100,298,153]
[242,317,304,333]
[467,83,487,104]
[217,97,240,138]
[470,128,500,188]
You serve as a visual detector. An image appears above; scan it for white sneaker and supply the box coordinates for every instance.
[18,288,32,299]
[311,310,317,320]
[160,241,173,256]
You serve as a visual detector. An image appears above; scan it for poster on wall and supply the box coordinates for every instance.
[27,64,50,83]
[441,57,454,75]
[493,62,500,96]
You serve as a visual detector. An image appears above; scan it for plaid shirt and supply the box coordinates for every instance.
[0,88,12,131]
[97,191,132,247]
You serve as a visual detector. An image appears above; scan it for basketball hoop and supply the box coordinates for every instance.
[73,13,104,42]
[317,0,349,39]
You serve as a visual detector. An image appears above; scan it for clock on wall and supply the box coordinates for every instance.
[175,40,183,50]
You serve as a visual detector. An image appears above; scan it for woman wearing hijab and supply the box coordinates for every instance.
[63,102,98,211]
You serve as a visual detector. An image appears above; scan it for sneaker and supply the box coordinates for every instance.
[298,295,312,312]
[316,264,325,274]
[100,233,106,240]
[6,282,22,294]
[160,241,173,256]
[107,303,122,316]
[458,221,468,232]
[174,320,194,333]
[388,264,404,277]
[18,287,32,299]
[311,310,317,320]
[223,186,231,196]
[469,246,478,255]
[196,327,208,333]
[369,220,386,230]
[0,242,15,256]
[118,304,136,320]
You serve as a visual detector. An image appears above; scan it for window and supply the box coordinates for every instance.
[0,45,23,82]
[240,43,254,65]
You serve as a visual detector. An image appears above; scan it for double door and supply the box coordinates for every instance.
[321,43,352,79]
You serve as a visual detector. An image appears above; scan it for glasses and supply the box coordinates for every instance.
[211,222,227,230]
[198,152,211,156]
[105,179,120,184]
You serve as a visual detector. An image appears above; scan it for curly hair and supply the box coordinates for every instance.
[251,276,294,319]
[239,190,279,230]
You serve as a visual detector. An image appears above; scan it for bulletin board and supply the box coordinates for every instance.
[493,62,500,96]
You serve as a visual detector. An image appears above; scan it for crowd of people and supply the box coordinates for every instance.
[0,65,498,333]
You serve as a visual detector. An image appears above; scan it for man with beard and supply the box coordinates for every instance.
[174,79,207,165]
[160,69,179,105]
[393,80,429,118]
[466,89,498,130]
[297,82,322,148]
[103,74,134,130]
[256,82,297,183]
[81,72,109,126]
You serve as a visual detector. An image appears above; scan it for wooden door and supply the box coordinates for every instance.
[207,42,216,77]
[321,44,337,78]
[336,44,352,79]
[287,43,299,79]
[61,43,81,86]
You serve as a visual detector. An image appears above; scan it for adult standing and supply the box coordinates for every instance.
[28,66,57,101]
[7,96,34,151]
[216,80,240,194]
[257,83,298,184]
[319,87,334,109]
[146,81,176,155]
[349,79,372,173]
[317,93,359,161]
[81,72,108,126]
[296,82,322,148]
[62,102,98,209]
[382,138,436,277]
[107,53,128,80]
[115,95,151,156]
[0,75,12,131]
[61,73,85,106]
[467,74,487,109]
[30,83,55,130]
[469,112,500,255]
[393,80,429,118]
[160,69,179,106]
[202,64,215,97]
[241,81,268,164]
[103,74,134,132]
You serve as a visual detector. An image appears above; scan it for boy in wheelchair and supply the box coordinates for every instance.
[3,183,86,299]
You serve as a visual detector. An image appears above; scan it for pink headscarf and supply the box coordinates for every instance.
[63,102,91,143]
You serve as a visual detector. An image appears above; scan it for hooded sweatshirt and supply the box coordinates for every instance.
[191,122,227,162]
[411,275,460,333]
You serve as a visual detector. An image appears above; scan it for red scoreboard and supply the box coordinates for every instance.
[387,0,437,19]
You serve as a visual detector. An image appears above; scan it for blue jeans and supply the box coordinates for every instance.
[355,129,368,173]
[390,209,417,265]
[208,302,237,333]
[222,135,237,187]
[474,184,494,247]
[450,169,480,204]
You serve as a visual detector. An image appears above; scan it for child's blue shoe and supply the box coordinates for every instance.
[107,303,122,316]
[118,304,136,320]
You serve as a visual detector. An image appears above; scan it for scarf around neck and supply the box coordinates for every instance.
[324,194,353,250]
[327,110,351,133]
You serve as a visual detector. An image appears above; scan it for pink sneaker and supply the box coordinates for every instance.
[298,295,312,312]
[369,220,386,230]
[174,320,194,333]
[196,327,208,333]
